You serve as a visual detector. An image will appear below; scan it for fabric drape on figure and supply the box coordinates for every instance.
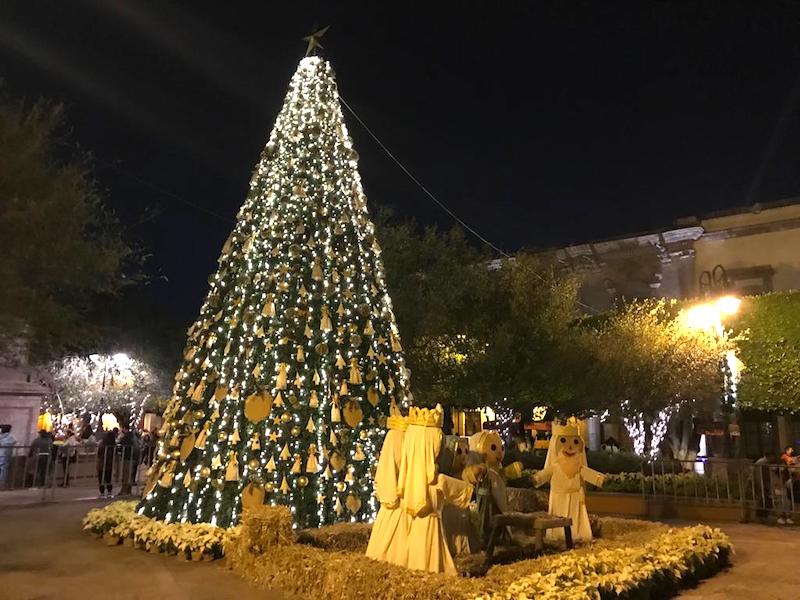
[398,409,474,575]
[438,435,477,556]
[534,421,604,542]
[366,417,410,565]
[398,424,442,517]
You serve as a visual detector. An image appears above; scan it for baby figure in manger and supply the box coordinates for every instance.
[533,418,605,542]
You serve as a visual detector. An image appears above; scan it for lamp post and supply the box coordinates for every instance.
[688,266,741,457]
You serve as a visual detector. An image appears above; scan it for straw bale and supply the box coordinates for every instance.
[238,505,296,554]
[297,522,373,552]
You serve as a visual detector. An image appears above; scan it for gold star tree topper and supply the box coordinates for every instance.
[303,26,330,57]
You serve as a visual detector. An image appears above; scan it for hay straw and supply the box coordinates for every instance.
[297,522,373,552]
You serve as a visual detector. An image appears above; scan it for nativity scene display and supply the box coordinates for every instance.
[365,412,606,574]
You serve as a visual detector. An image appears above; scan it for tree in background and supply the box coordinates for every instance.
[0,95,139,364]
[377,211,494,406]
[138,57,411,528]
[587,299,732,457]
[728,291,800,413]
[45,352,170,431]
[478,253,591,413]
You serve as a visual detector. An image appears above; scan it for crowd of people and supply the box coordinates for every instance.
[0,421,160,496]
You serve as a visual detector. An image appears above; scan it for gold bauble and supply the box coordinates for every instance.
[290,426,301,437]
[281,412,292,424]
[247,458,260,470]
[264,481,275,493]
[170,450,181,460]
[217,431,227,441]
[199,466,211,478]
[297,475,309,488]
[335,481,347,492]
[194,409,205,419]
[359,430,369,440]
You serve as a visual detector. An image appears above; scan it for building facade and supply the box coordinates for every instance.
[544,199,800,457]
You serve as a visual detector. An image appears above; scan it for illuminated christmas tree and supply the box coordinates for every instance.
[138,55,411,528]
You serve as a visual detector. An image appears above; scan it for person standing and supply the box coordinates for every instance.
[59,428,80,487]
[0,424,17,488]
[96,431,116,497]
[28,430,53,487]
[116,425,138,496]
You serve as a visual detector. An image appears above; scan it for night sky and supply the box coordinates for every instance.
[3,1,800,327]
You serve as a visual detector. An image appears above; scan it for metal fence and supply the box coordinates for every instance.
[0,443,154,501]
[640,458,800,520]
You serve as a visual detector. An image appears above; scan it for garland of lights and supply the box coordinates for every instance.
[137,57,411,529]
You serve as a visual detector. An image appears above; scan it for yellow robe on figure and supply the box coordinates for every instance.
[366,409,410,565]
[398,405,474,576]
[533,419,605,542]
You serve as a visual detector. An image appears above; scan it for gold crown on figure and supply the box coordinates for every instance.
[386,400,408,431]
[551,417,582,439]
[407,404,444,428]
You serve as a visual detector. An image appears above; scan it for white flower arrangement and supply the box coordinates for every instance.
[475,524,731,599]
[83,501,239,559]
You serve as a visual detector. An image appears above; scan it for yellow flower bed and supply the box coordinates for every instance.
[82,501,239,559]
[479,525,731,599]
[85,503,731,598]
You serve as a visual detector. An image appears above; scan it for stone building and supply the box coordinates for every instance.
[545,198,800,457]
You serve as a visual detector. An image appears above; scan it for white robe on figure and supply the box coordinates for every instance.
[366,412,410,565]
[533,422,605,543]
[397,412,474,576]
[534,462,604,542]
[405,473,473,574]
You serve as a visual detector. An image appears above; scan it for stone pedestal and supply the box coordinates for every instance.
[0,367,46,446]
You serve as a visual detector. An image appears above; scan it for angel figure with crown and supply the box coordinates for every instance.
[365,402,410,565]
[397,405,486,575]
[533,418,605,542]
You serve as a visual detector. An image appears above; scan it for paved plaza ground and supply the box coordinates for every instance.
[0,499,289,600]
[1,497,798,599]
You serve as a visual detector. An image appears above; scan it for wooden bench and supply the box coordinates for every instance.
[485,511,573,563]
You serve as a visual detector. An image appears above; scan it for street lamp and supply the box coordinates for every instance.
[686,269,742,458]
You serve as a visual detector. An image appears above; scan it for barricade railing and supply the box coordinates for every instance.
[0,443,155,500]
[639,458,800,519]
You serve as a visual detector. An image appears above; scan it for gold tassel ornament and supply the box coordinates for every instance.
[349,358,362,384]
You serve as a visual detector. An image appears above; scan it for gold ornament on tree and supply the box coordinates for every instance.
[179,433,196,462]
[345,493,362,514]
[276,363,289,389]
[343,399,363,428]
[244,391,273,423]
[348,358,362,384]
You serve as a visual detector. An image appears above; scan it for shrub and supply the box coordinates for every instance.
[505,450,646,474]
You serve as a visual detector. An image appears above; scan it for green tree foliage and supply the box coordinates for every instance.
[471,254,591,411]
[585,299,732,456]
[0,95,135,362]
[376,212,494,405]
[729,291,800,412]
[379,225,591,411]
